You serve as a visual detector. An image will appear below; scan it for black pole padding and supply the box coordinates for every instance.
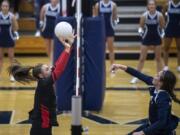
[71,125,82,135]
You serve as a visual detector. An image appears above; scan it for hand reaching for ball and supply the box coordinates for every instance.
[58,34,76,53]
[110,64,127,73]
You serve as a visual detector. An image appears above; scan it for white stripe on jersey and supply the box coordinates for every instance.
[99,0,113,13]
[168,0,180,14]
[0,12,13,25]
[45,3,60,17]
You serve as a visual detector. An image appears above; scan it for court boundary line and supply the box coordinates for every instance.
[0,86,180,91]
[10,110,15,125]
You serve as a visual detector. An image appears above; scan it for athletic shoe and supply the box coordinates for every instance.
[130,77,138,84]
[35,30,40,37]
[10,75,15,82]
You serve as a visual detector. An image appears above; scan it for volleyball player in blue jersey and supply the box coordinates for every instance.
[0,0,19,81]
[131,0,165,84]
[163,0,180,71]
[111,64,179,135]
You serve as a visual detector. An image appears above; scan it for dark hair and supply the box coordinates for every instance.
[160,70,180,104]
[8,60,43,83]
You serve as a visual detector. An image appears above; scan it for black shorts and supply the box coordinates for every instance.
[30,126,52,135]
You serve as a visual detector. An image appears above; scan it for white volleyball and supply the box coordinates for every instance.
[54,21,73,39]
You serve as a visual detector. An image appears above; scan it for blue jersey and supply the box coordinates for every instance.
[126,67,179,135]
[99,0,115,37]
[165,0,180,37]
[0,12,15,47]
[142,11,162,46]
[41,3,60,38]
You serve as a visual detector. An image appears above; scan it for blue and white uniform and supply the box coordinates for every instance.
[142,11,162,46]
[126,67,179,135]
[165,0,180,38]
[99,0,115,37]
[0,12,15,48]
[41,3,60,39]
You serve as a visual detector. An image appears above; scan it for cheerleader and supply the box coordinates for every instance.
[94,0,118,65]
[0,0,19,81]
[131,0,165,84]
[40,0,60,63]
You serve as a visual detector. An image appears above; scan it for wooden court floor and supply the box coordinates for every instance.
[0,57,179,135]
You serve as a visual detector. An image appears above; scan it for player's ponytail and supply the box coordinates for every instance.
[8,60,43,83]
[160,70,180,104]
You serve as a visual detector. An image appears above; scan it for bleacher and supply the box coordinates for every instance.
[15,0,45,54]
[15,0,176,55]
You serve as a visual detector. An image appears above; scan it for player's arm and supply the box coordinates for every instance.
[162,2,168,17]
[40,5,46,29]
[111,64,153,85]
[12,14,19,40]
[112,3,118,21]
[93,3,99,17]
[138,14,145,36]
[51,35,76,81]
[51,43,71,81]
[159,13,165,29]
[12,15,18,31]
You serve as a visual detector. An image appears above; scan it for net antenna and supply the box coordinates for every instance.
[71,0,85,135]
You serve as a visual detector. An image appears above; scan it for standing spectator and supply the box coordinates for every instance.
[130,0,165,84]
[94,0,118,65]
[163,0,180,71]
[34,0,49,37]
[0,0,19,81]
[40,0,60,62]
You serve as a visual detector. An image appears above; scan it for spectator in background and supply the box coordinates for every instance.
[34,0,49,37]
[94,0,118,66]
[130,0,165,84]
[0,0,19,81]
[40,0,60,63]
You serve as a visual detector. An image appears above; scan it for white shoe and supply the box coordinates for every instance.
[10,75,15,82]
[35,30,40,37]
[177,66,180,72]
[163,66,169,71]
[130,77,138,84]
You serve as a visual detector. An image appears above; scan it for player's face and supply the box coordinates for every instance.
[1,1,9,13]
[41,64,51,78]
[51,0,59,6]
[152,71,163,87]
[147,1,156,12]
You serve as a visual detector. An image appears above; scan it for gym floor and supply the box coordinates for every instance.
[0,57,179,135]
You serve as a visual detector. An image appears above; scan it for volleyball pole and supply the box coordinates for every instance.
[71,0,83,135]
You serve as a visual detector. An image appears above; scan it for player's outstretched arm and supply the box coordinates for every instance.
[111,64,153,85]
